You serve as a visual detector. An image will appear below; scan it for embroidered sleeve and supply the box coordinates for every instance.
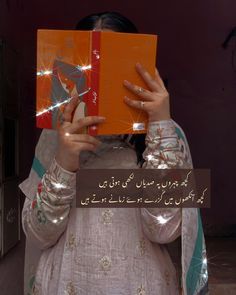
[140,119,193,244]
[22,158,76,250]
[142,119,192,169]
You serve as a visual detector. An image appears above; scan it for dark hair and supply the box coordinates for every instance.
[76,11,146,167]
[76,11,138,33]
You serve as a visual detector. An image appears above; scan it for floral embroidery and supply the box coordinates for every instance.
[66,233,76,251]
[164,270,170,286]
[156,126,164,137]
[143,120,189,169]
[36,209,46,224]
[137,284,146,295]
[99,255,112,273]
[31,199,37,210]
[37,182,43,194]
[102,209,114,224]
[65,281,77,295]
[135,238,146,256]
[32,285,40,295]
[32,192,47,224]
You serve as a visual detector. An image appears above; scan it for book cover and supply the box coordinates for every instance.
[36,30,157,135]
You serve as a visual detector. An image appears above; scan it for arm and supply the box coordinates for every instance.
[22,93,104,250]
[140,119,192,244]
[22,158,76,250]
[122,63,193,244]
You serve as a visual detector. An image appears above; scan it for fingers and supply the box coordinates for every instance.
[123,80,153,101]
[64,133,101,146]
[73,142,98,152]
[65,116,106,134]
[135,63,164,92]
[124,96,147,110]
[62,96,79,123]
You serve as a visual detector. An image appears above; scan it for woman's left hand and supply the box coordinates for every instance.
[123,63,171,122]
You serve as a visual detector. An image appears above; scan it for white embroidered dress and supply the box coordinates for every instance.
[19,120,207,295]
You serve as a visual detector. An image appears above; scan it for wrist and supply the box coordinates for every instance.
[148,114,171,123]
[39,157,76,206]
[147,119,176,138]
[55,153,79,173]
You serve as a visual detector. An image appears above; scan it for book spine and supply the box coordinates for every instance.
[87,31,101,136]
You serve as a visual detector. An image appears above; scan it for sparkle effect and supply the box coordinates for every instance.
[52,181,67,189]
[156,215,168,224]
[36,64,92,117]
[133,122,145,131]
[147,154,154,161]
[52,216,64,223]
[36,88,91,117]
[37,64,92,77]
[76,64,92,71]
[37,69,53,76]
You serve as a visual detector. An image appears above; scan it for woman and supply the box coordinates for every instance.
[20,12,208,295]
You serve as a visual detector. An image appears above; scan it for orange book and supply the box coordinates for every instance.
[36,30,157,135]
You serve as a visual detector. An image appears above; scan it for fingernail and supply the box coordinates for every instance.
[136,62,141,68]
[99,116,106,120]
[123,80,130,85]
[124,96,129,100]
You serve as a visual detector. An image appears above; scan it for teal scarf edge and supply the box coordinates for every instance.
[186,209,204,295]
[32,157,46,179]
[176,125,206,294]
[175,126,186,142]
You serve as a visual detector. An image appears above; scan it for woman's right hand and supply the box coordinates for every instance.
[55,96,106,172]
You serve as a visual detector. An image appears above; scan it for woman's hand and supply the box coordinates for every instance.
[55,96,106,172]
[123,63,171,122]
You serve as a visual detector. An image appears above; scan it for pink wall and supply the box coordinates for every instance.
[1,0,236,226]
